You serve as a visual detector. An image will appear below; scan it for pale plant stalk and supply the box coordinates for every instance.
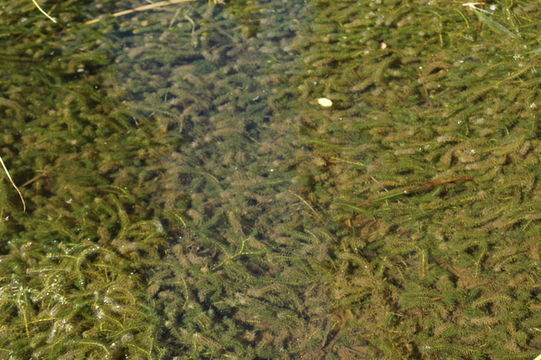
[0,155,26,212]
[31,0,57,23]
[85,0,195,25]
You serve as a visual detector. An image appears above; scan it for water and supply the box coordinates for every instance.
[2,0,541,359]
[0,0,328,359]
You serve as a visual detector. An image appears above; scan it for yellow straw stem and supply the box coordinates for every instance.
[85,0,194,25]
[0,155,26,212]
[31,0,57,23]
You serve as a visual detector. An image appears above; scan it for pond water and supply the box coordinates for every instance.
[1,0,541,359]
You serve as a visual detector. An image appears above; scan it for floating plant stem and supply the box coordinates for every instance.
[329,157,365,167]
[0,154,26,212]
[31,0,57,23]
[85,0,195,25]
[360,177,473,206]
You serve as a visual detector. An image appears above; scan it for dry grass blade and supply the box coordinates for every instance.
[0,155,26,212]
[85,0,196,25]
[31,0,57,23]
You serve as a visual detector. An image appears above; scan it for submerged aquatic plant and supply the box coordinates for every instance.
[289,0,541,358]
[1,0,333,358]
[7,0,541,357]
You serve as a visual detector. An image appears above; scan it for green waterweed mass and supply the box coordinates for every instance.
[1,0,327,358]
[292,0,541,358]
[1,0,540,359]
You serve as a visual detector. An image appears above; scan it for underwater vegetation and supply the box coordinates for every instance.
[2,0,541,358]
[290,0,541,358]
[0,0,334,358]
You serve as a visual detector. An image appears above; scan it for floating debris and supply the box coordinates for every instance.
[317,97,333,107]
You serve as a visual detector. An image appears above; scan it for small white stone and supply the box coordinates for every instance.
[317,98,333,108]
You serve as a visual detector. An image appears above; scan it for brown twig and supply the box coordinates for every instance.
[360,176,473,207]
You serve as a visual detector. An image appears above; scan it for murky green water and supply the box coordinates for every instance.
[1,0,541,359]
